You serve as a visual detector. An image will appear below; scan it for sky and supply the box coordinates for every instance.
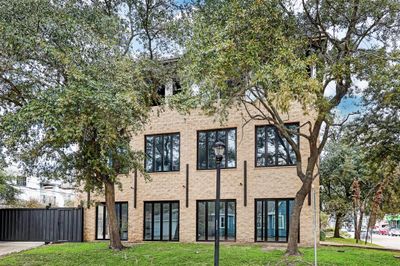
[337,97,363,116]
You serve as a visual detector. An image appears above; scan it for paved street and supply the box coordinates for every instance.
[371,234,400,250]
[0,242,44,257]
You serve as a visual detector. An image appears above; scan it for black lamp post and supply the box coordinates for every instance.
[212,141,225,266]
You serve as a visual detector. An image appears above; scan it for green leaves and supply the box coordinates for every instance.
[179,0,320,118]
[0,0,162,192]
[0,170,20,204]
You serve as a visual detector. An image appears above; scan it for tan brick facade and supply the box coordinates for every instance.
[79,103,319,246]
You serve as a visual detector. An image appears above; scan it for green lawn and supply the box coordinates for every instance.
[325,237,381,247]
[0,242,399,266]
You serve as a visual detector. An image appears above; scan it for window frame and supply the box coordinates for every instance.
[15,176,27,186]
[143,200,180,241]
[95,201,128,241]
[254,123,300,168]
[196,199,237,242]
[144,132,180,173]
[254,198,299,243]
[196,127,237,170]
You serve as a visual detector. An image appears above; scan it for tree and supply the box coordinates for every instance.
[320,133,366,238]
[179,0,400,255]
[0,170,19,205]
[0,0,179,250]
[347,47,400,243]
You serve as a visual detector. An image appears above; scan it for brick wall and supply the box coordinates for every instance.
[79,103,320,246]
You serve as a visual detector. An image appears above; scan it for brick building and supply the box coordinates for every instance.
[79,101,319,246]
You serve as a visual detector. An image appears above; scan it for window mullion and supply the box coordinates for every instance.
[205,132,209,169]
[275,200,279,242]
[274,128,278,166]
[161,136,164,172]
[151,203,154,241]
[205,201,208,241]
[286,200,290,242]
[119,203,122,238]
[170,134,173,171]
[264,127,268,167]
[264,201,267,242]
[152,137,156,172]
[103,205,106,240]
[160,203,163,240]
[224,130,228,168]
[169,203,172,241]
[225,201,228,240]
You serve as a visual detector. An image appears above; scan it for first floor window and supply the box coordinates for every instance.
[196,200,236,241]
[96,202,128,240]
[255,199,294,242]
[144,201,179,241]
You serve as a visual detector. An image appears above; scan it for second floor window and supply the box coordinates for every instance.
[197,128,236,170]
[256,123,299,167]
[15,176,27,186]
[145,133,180,172]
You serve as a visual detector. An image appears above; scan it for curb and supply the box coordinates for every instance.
[321,242,400,253]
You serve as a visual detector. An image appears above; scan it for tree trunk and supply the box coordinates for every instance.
[286,180,311,256]
[356,209,364,243]
[105,180,124,250]
[353,205,358,240]
[334,213,342,238]
[364,215,372,245]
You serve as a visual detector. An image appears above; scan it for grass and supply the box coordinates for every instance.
[0,242,399,266]
[325,237,381,247]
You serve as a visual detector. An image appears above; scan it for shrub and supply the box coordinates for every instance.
[320,231,326,241]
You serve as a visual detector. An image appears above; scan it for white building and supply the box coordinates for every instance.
[12,176,76,207]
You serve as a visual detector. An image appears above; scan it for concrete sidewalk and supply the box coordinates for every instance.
[0,242,44,257]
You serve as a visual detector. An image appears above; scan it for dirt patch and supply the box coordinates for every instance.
[261,244,287,252]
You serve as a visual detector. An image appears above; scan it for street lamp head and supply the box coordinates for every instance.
[213,141,225,163]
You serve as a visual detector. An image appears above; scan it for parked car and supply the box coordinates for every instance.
[389,227,400,236]
[372,226,379,234]
[378,227,389,235]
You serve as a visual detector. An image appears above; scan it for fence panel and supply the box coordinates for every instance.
[0,208,83,242]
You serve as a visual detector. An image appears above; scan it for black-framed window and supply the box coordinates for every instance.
[144,201,179,241]
[197,128,236,170]
[145,133,180,172]
[15,176,27,186]
[96,202,128,240]
[196,200,236,241]
[255,123,299,167]
[255,199,294,242]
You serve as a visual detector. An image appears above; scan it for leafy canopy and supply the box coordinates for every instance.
[0,0,164,192]
[0,170,19,204]
[177,0,319,117]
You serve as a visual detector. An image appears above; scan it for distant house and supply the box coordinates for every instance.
[12,176,75,207]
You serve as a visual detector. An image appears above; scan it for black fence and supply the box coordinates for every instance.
[0,208,83,242]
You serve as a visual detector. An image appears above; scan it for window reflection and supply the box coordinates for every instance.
[145,133,180,172]
[255,199,294,243]
[196,200,236,241]
[197,128,237,170]
[96,202,128,240]
[144,201,179,241]
[256,124,299,167]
